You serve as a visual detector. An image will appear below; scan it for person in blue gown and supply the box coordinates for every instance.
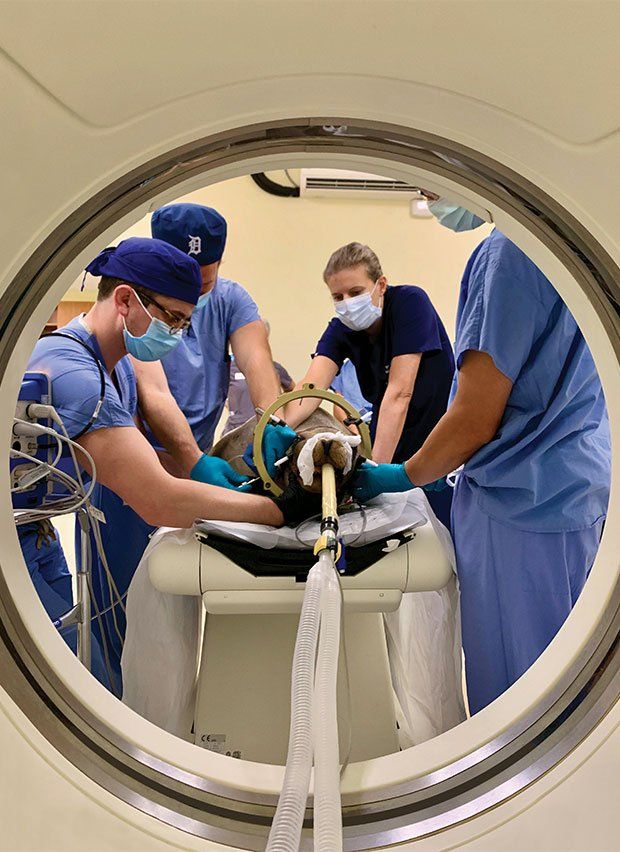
[147,203,282,451]
[23,238,282,695]
[352,201,611,713]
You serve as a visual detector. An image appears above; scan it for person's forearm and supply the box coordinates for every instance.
[281,356,338,429]
[283,388,322,429]
[242,353,281,414]
[404,401,496,486]
[156,450,186,478]
[141,391,201,475]
[141,476,283,528]
[371,391,411,463]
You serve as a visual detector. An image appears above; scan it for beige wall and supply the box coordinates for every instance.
[68,174,490,380]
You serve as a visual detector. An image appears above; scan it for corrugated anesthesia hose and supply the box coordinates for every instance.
[267,460,344,850]
[313,552,343,851]
[266,558,325,852]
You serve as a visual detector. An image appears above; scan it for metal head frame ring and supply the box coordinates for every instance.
[252,383,372,497]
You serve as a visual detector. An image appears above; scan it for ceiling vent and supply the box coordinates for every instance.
[299,169,427,200]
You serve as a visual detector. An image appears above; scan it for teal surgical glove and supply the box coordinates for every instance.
[422,476,449,493]
[190,454,251,490]
[243,423,298,477]
[352,462,414,504]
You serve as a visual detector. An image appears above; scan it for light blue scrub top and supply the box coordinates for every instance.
[27,316,137,437]
[160,276,260,450]
[330,358,372,416]
[453,229,610,532]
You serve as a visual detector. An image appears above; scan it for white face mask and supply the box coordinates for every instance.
[334,283,382,331]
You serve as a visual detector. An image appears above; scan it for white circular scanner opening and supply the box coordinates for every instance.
[0,120,617,849]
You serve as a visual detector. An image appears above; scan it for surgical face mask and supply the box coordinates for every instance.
[334,283,382,331]
[427,199,485,232]
[196,291,211,309]
[123,291,184,362]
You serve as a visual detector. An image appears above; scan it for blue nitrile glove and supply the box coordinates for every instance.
[242,423,298,477]
[422,476,449,493]
[190,454,251,490]
[352,462,414,504]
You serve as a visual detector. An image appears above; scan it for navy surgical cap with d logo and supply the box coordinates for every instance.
[151,203,227,266]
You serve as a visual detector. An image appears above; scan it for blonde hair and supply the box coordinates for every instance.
[323,242,383,283]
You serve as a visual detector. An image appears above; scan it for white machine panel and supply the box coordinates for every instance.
[194,612,399,764]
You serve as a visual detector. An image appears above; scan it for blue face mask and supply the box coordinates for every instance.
[334,283,382,331]
[427,199,485,232]
[123,291,183,361]
[196,291,211,309]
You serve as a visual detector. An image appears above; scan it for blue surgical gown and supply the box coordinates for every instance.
[160,276,260,450]
[330,358,373,417]
[17,523,111,690]
[27,317,151,695]
[451,230,610,712]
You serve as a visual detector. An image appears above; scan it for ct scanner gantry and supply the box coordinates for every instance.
[0,2,618,850]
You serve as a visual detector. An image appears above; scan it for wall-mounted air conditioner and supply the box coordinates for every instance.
[299,169,427,201]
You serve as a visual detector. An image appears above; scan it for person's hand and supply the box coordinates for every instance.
[190,454,252,490]
[422,476,449,493]
[352,461,414,504]
[242,423,298,477]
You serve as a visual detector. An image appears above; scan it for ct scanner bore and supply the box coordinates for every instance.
[0,118,618,850]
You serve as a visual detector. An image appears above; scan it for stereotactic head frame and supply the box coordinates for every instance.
[252,384,372,498]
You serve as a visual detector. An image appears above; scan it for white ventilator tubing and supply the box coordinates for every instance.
[313,550,344,851]
[266,557,324,852]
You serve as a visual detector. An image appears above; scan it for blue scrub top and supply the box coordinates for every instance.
[316,285,455,462]
[27,316,137,436]
[330,358,372,416]
[453,229,610,532]
[27,317,143,695]
[159,276,260,450]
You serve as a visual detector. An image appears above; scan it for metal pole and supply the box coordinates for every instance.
[77,510,92,671]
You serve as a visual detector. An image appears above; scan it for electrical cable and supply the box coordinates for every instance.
[21,407,128,639]
[11,418,98,510]
[52,414,127,647]
[342,504,368,546]
[10,452,95,522]
[12,448,118,690]
[251,172,300,198]
[89,514,127,646]
[89,588,129,620]
[12,404,126,679]
[40,331,106,441]
[86,568,120,698]
[284,169,299,188]
[11,428,63,493]
[293,511,323,547]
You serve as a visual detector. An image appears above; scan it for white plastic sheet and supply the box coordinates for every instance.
[121,528,201,740]
[121,490,465,743]
[194,489,433,550]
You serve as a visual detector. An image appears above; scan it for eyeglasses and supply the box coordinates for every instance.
[133,289,192,333]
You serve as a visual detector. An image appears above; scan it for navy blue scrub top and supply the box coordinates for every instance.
[315,285,455,462]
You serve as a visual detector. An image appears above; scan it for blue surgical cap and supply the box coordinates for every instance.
[151,203,227,265]
[85,237,202,305]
